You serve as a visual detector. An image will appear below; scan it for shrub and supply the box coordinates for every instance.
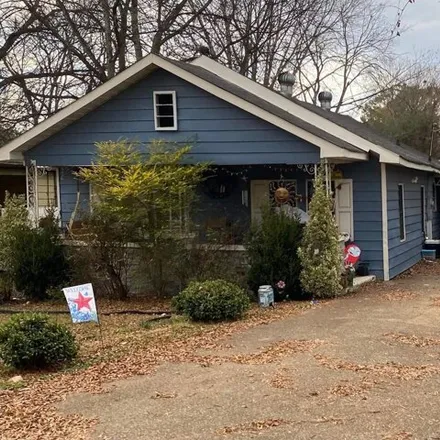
[172,279,250,321]
[298,164,342,298]
[0,193,30,301]
[0,314,77,370]
[69,207,137,299]
[11,219,70,300]
[246,206,303,300]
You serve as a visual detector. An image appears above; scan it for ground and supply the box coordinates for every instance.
[2,262,440,439]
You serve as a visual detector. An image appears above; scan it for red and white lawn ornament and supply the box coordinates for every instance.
[344,242,361,267]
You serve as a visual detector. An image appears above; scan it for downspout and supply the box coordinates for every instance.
[381,163,390,281]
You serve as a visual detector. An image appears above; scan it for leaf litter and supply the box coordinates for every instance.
[0,301,315,440]
[315,354,440,381]
[384,333,440,348]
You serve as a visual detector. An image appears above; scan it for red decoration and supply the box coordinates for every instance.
[344,243,361,267]
[73,292,93,311]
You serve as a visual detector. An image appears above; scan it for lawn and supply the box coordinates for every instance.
[0,296,311,440]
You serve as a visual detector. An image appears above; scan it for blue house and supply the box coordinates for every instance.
[0,54,439,281]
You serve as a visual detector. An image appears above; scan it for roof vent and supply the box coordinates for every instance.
[198,45,211,56]
[278,71,295,97]
[318,91,332,111]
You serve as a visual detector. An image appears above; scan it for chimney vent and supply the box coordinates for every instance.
[278,71,295,97]
[318,91,332,111]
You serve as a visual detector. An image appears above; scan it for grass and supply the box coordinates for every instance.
[0,379,27,391]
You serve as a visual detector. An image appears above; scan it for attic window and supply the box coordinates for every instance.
[153,91,177,131]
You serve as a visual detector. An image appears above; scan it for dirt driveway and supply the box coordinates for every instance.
[58,266,440,440]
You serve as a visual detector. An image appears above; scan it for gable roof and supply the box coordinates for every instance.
[191,56,440,174]
[0,53,438,174]
[291,98,438,170]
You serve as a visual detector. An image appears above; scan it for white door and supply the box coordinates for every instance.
[250,180,270,224]
[334,179,354,239]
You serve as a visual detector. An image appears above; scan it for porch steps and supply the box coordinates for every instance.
[353,275,376,287]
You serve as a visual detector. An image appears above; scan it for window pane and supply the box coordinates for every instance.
[157,94,173,105]
[37,171,57,208]
[398,185,405,241]
[157,105,174,117]
[157,116,175,128]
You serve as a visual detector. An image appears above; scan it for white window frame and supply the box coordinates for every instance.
[398,183,406,242]
[153,91,177,131]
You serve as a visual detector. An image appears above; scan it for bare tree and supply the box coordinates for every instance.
[0,0,422,132]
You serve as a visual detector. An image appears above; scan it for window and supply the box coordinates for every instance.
[398,184,406,242]
[433,177,440,212]
[37,170,58,208]
[153,91,177,130]
[421,185,426,235]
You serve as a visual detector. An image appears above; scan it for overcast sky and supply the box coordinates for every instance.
[389,0,440,56]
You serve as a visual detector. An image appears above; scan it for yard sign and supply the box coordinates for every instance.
[63,283,99,323]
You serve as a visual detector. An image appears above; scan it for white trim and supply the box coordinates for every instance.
[398,157,440,175]
[381,163,390,281]
[153,90,178,131]
[398,183,406,242]
[55,167,61,211]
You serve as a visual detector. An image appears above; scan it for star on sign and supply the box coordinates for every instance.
[73,292,93,311]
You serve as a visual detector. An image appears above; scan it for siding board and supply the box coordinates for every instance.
[339,159,383,279]
[25,69,320,167]
[387,165,428,279]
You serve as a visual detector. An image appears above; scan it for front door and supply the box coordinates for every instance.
[250,180,270,224]
[334,179,354,239]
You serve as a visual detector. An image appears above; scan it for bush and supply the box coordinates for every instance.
[69,208,136,299]
[298,164,342,298]
[246,206,303,300]
[0,314,77,370]
[172,279,250,321]
[11,220,70,300]
[0,193,30,301]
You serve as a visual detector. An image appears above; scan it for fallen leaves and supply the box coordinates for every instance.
[329,377,384,397]
[382,431,413,440]
[225,339,324,365]
[315,355,440,380]
[268,367,295,390]
[384,333,440,348]
[220,418,290,435]
[0,301,310,440]
[382,290,418,301]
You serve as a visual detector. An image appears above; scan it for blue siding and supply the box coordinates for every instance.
[387,165,428,279]
[24,69,320,167]
[339,159,384,279]
[59,168,90,226]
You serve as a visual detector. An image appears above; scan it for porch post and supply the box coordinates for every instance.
[26,160,39,225]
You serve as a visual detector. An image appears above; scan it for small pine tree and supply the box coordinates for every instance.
[298,164,342,298]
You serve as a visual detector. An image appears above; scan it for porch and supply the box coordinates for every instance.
[194,163,354,245]
[25,159,384,277]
